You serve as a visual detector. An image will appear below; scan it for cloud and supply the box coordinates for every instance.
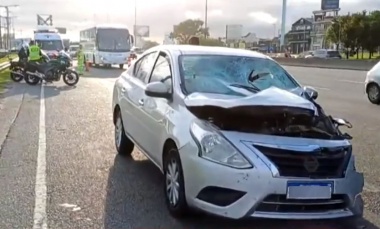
[7,0,380,42]
[249,12,277,24]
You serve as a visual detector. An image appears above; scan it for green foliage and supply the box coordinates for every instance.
[325,10,380,59]
[142,40,160,50]
[199,37,225,47]
[170,19,209,44]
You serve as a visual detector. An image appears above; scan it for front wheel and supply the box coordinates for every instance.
[163,146,189,218]
[62,70,79,86]
[119,64,124,69]
[367,83,380,104]
[24,73,40,85]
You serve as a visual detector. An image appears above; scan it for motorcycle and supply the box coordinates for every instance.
[24,51,79,86]
[9,56,27,82]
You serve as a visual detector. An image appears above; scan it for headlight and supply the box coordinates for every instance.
[190,119,253,169]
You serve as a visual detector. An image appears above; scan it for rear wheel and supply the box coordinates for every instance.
[119,64,124,69]
[367,83,380,104]
[10,69,24,82]
[93,55,98,67]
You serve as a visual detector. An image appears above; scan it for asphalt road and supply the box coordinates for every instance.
[0,65,379,229]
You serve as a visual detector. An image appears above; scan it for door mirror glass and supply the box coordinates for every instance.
[145,81,171,99]
[303,86,318,100]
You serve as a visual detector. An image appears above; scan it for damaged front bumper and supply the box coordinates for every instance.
[179,133,364,220]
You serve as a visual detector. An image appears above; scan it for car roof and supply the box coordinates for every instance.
[147,45,269,59]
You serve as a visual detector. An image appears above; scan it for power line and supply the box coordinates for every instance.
[0,4,19,49]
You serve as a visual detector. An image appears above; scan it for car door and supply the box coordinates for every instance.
[119,51,158,149]
[139,51,174,163]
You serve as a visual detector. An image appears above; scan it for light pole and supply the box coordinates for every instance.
[204,0,208,38]
[134,0,137,47]
[280,0,287,52]
[0,5,19,50]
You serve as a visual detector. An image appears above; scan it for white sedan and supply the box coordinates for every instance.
[112,45,363,221]
[365,61,380,104]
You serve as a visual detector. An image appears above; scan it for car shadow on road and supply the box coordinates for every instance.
[104,154,376,229]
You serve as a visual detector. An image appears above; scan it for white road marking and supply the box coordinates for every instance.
[312,86,330,91]
[336,79,364,84]
[33,84,47,229]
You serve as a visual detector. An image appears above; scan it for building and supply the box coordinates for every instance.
[310,9,339,50]
[285,18,312,54]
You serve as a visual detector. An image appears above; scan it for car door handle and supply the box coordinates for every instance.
[138,99,144,106]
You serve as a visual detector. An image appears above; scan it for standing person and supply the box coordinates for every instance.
[76,44,86,75]
[28,40,42,62]
[17,39,28,61]
[188,36,200,45]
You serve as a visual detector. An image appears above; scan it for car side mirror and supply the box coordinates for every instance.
[303,86,318,100]
[145,81,171,99]
[333,117,352,128]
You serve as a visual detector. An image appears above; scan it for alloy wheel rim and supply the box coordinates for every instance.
[115,117,122,148]
[166,159,180,206]
[369,86,379,101]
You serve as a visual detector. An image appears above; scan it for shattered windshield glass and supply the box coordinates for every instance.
[179,55,299,95]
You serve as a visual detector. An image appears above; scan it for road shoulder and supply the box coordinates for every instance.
[0,82,25,153]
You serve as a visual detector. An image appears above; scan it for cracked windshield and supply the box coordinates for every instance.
[1,0,380,228]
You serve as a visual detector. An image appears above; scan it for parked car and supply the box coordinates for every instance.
[306,49,342,59]
[365,61,380,104]
[112,45,363,221]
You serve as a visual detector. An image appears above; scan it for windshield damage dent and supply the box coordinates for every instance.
[186,104,343,140]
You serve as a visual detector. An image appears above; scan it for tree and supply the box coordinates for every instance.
[142,40,159,50]
[170,19,209,44]
[325,17,341,50]
[199,37,225,47]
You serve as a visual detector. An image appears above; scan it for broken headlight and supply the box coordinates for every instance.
[190,119,252,169]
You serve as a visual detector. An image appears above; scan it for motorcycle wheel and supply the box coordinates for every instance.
[10,69,24,82]
[63,70,79,86]
[24,73,40,85]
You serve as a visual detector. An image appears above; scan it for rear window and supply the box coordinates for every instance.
[327,51,340,57]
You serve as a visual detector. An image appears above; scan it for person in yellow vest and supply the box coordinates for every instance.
[28,40,42,62]
[76,44,86,75]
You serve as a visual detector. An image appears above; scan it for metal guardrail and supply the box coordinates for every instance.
[0,57,19,71]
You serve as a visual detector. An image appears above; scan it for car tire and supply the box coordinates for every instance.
[163,146,189,218]
[119,64,124,69]
[114,109,134,156]
[366,83,380,104]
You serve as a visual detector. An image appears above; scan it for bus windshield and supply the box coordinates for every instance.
[97,28,131,52]
[36,40,64,51]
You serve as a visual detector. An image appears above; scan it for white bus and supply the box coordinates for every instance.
[34,26,65,59]
[80,24,134,69]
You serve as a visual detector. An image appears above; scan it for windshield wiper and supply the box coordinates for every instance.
[229,83,260,93]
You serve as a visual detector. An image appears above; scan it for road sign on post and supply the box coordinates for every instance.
[37,14,53,26]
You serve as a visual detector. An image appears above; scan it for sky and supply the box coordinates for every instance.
[3,0,380,43]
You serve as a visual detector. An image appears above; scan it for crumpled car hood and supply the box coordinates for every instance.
[183,86,318,114]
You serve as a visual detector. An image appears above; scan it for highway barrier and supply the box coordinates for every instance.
[272,57,379,71]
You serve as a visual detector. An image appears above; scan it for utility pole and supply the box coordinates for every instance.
[280,0,287,52]
[0,5,19,50]
[134,0,137,47]
[204,0,208,38]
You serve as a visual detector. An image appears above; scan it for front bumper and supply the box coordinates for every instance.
[99,57,127,65]
[179,140,364,220]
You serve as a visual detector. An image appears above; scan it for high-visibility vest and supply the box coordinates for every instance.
[77,49,84,65]
[29,45,41,61]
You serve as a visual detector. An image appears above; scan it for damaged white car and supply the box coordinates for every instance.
[112,45,364,221]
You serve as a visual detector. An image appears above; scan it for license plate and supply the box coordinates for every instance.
[286,181,333,200]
